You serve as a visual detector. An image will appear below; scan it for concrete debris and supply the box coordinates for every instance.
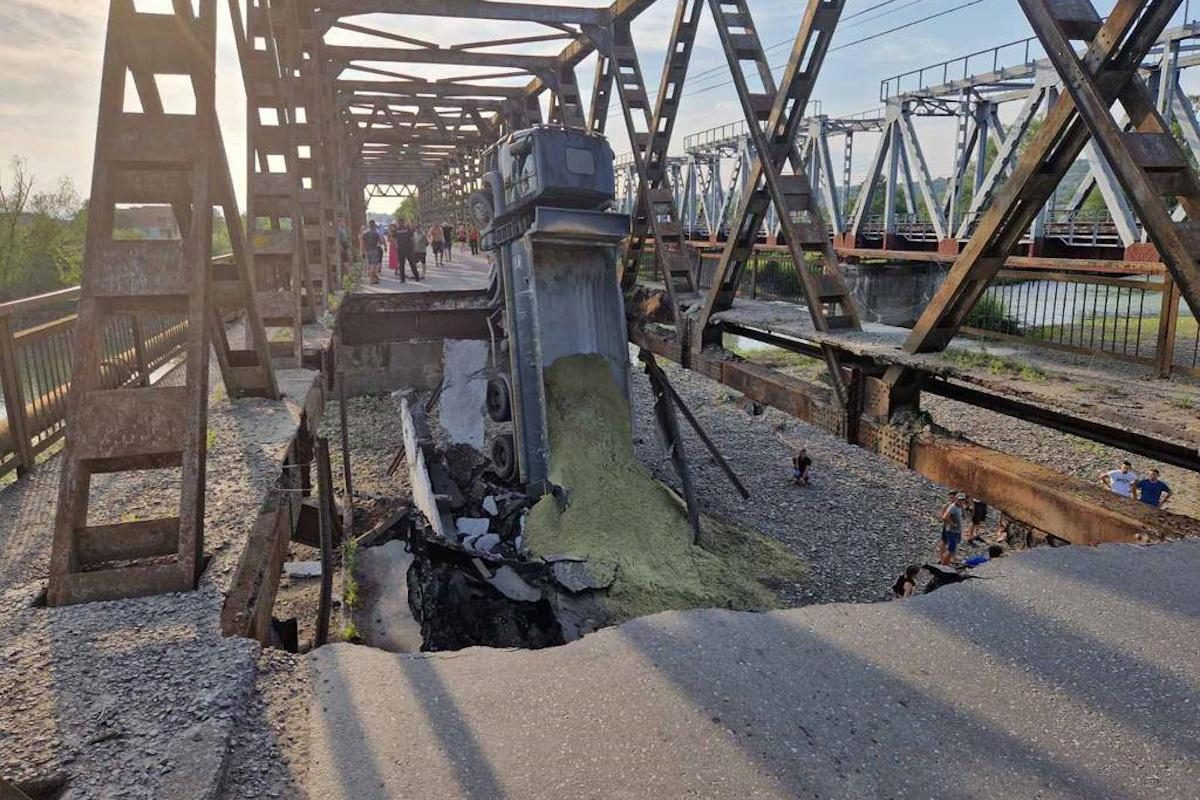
[470,533,501,554]
[455,517,490,538]
[551,560,619,593]
[482,496,499,516]
[283,561,323,579]
[486,565,543,603]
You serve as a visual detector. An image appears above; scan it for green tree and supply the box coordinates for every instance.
[0,157,85,301]
[394,196,418,223]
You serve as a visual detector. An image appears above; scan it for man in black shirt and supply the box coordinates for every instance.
[361,220,384,284]
[394,222,418,282]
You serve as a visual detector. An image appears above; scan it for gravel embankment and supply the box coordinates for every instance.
[630,358,951,605]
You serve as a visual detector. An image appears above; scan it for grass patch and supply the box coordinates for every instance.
[341,539,361,610]
[206,428,217,449]
[965,295,1020,334]
[947,347,1047,382]
[340,621,360,642]
[1170,395,1195,410]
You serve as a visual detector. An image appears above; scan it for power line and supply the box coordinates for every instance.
[667,0,987,102]
[843,0,906,21]
[602,0,990,125]
[674,0,939,88]
[829,0,985,51]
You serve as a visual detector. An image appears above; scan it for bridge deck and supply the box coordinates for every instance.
[716,298,1200,455]
[307,539,1200,800]
[354,250,492,295]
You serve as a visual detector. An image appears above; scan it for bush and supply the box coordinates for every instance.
[965,294,1021,335]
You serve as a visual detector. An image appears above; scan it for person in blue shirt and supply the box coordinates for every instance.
[1134,468,1172,508]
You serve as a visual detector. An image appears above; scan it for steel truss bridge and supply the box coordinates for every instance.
[36,0,1200,606]
[615,20,1200,266]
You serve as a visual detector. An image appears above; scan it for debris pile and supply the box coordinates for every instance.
[391,355,808,651]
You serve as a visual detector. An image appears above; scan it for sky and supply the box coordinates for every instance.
[0,0,1191,214]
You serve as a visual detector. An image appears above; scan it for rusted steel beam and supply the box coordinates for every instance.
[830,247,1167,275]
[630,323,1199,545]
[910,436,1200,545]
[922,377,1200,473]
[319,0,610,27]
[328,45,555,70]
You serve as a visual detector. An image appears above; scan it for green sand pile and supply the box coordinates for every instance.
[524,354,807,621]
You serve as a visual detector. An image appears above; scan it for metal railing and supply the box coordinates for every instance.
[879,35,1044,101]
[0,285,189,482]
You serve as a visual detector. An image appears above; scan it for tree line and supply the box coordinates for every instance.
[0,156,235,304]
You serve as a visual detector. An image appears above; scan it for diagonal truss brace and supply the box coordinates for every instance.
[696,0,858,406]
[905,0,1198,354]
[584,0,705,322]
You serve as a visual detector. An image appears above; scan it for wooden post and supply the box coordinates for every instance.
[337,373,354,530]
[0,316,35,475]
[1154,275,1180,378]
[314,436,335,648]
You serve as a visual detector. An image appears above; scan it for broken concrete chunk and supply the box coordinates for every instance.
[471,533,501,553]
[551,559,619,593]
[542,553,586,564]
[487,565,543,603]
[456,517,491,538]
[482,496,499,516]
[283,561,322,578]
[428,463,466,510]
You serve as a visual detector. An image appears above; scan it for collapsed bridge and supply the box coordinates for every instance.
[3,2,1200,798]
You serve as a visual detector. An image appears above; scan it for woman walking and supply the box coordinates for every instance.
[441,221,454,260]
[468,226,480,256]
[413,224,428,280]
[428,222,444,267]
[387,222,400,277]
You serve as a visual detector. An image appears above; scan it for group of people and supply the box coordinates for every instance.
[356,219,481,285]
[1099,460,1172,507]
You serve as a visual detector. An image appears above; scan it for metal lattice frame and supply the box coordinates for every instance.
[905,0,1200,354]
[696,0,858,405]
[583,0,705,318]
[49,0,278,606]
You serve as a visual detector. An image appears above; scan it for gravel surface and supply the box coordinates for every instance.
[629,356,951,605]
[218,649,312,800]
[0,358,318,798]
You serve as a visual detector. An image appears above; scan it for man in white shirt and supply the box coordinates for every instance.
[1100,460,1138,498]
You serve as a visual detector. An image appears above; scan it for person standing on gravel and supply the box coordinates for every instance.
[1100,460,1138,498]
[966,497,988,544]
[791,447,812,486]
[1134,468,1172,508]
[939,492,966,565]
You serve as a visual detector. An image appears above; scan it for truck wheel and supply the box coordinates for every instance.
[486,375,513,422]
[492,434,517,481]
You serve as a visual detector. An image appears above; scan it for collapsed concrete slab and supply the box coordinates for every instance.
[307,538,1200,800]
